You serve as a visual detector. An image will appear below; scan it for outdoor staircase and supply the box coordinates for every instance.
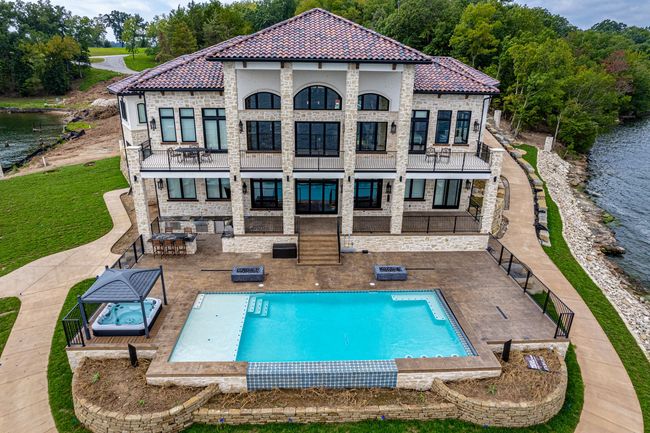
[247,296,270,317]
[298,234,341,266]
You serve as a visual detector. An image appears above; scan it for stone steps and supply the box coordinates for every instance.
[298,234,340,265]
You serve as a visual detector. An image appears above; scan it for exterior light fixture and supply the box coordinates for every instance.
[133,175,138,183]
[386,182,392,194]
[390,122,397,134]
[149,118,156,130]
[157,179,164,190]
[465,179,472,190]
[473,120,480,132]
[242,181,248,194]
[239,120,244,133]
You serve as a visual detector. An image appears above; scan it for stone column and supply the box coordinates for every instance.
[125,146,153,252]
[494,110,501,129]
[341,64,360,235]
[390,65,416,234]
[480,147,505,233]
[223,62,245,235]
[280,63,295,234]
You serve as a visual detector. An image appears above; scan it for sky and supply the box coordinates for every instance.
[29,0,650,35]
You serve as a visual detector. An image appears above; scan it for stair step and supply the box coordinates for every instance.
[247,296,257,313]
[261,301,269,317]
[254,298,263,315]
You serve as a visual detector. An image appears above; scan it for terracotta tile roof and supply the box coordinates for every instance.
[414,57,499,94]
[206,8,431,64]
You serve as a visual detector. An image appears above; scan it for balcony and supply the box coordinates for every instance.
[355,152,397,172]
[407,142,492,174]
[352,212,481,234]
[294,155,344,172]
[139,148,283,172]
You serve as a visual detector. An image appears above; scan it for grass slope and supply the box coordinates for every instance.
[0,157,127,277]
[515,144,650,430]
[48,279,96,433]
[0,97,65,109]
[123,52,159,71]
[77,68,121,92]
[88,47,134,56]
[185,345,582,433]
[0,297,21,356]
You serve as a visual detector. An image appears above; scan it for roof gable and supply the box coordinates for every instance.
[206,8,431,64]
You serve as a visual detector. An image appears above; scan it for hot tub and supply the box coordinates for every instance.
[92,298,162,336]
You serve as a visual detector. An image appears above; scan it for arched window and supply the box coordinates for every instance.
[294,85,342,110]
[245,92,281,109]
[357,93,389,111]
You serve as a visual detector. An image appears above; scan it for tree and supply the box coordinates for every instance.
[450,1,501,68]
[203,8,250,46]
[246,0,297,31]
[169,21,198,58]
[122,15,144,58]
[103,10,130,46]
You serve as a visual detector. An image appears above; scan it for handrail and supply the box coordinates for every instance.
[336,217,341,263]
[487,235,574,338]
[296,216,301,263]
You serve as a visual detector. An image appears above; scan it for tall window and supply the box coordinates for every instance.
[432,179,461,209]
[120,99,127,121]
[202,109,227,151]
[251,179,282,209]
[355,179,383,209]
[179,108,196,142]
[357,93,389,111]
[206,178,231,200]
[137,103,146,124]
[404,179,426,200]
[247,121,281,151]
[295,122,340,156]
[356,122,387,151]
[435,110,452,144]
[245,92,281,109]
[159,108,176,142]
[454,111,471,144]
[294,85,341,110]
[410,110,429,153]
[167,178,196,200]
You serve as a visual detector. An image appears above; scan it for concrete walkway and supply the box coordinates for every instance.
[0,188,130,433]
[487,131,644,433]
[90,54,137,75]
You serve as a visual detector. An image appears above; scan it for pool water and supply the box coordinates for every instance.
[170,291,474,363]
[98,300,157,326]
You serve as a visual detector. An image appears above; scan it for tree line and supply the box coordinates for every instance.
[2,0,650,152]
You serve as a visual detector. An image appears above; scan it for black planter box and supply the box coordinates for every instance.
[273,243,297,259]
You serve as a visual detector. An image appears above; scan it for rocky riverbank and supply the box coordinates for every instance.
[537,150,650,357]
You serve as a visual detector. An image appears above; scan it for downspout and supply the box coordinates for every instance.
[478,95,491,144]
[118,94,131,184]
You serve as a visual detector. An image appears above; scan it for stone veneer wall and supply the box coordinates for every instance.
[346,234,488,252]
[222,235,298,253]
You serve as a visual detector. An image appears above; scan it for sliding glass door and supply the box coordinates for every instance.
[296,180,338,214]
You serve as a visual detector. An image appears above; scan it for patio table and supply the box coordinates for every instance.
[150,232,198,254]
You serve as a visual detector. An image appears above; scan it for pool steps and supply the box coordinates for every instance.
[193,294,205,309]
[247,296,270,317]
[391,294,445,320]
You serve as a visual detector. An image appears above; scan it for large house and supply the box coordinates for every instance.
[109,8,504,261]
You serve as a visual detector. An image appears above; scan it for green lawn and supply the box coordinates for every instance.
[123,52,159,71]
[88,47,135,56]
[0,157,127,277]
[77,68,121,92]
[0,97,65,109]
[0,297,21,356]
[89,58,104,64]
[515,144,650,430]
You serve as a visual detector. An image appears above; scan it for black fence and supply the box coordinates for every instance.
[150,217,160,234]
[487,235,574,338]
[244,216,283,233]
[402,214,481,233]
[62,235,145,347]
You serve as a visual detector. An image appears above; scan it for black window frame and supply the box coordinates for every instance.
[294,85,342,110]
[159,108,177,143]
[435,110,452,144]
[357,93,389,111]
[454,110,472,145]
[120,99,127,121]
[295,121,340,157]
[166,178,197,200]
[432,179,462,209]
[250,179,283,209]
[179,108,197,142]
[356,122,388,152]
[354,179,383,209]
[137,103,146,124]
[205,178,231,200]
[295,179,339,214]
[404,179,426,201]
[245,92,281,109]
[202,108,227,151]
[410,110,430,153]
[246,121,282,151]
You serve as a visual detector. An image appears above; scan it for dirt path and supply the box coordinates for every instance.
[487,130,644,433]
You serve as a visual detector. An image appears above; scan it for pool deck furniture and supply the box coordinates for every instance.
[231,266,265,282]
[374,265,408,281]
[151,232,197,254]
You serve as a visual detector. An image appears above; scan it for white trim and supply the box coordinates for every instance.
[240,171,283,179]
[405,172,491,180]
[293,172,344,179]
[140,171,229,179]
[354,172,398,179]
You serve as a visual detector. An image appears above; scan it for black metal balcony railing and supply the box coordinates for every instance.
[294,155,344,171]
[355,151,397,171]
[352,213,482,234]
[244,216,283,233]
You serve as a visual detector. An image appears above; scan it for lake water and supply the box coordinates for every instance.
[0,112,64,170]
[588,118,650,292]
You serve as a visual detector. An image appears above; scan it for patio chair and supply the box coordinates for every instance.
[163,239,175,256]
[425,147,437,162]
[200,150,213,163]
[174,239,187,255]
[165,227,174,233]
[152,239,165,257]
[437,147,451,163]
[167,148,182,164]
[184,227,193,234]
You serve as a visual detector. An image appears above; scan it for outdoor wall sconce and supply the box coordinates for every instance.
[399,176,403,182]
[493,176,498,182]
[149,118,157,130]
[386,182,392,194]
[286,175,290,182]
[242,182,248,194]
[157,179,164,190]
[473,120,480,132]
[465,179,472,190]
[348,175,351,182]
[390,122,397,134]
[239,120,244,133]
[133,175,138,183]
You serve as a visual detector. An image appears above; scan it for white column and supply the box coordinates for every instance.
[125,146,153,253]
[223,62,245,235]
[280,63,295,234]
[390,64,416,234]
[480,147,505,233]
[341,64,360,235]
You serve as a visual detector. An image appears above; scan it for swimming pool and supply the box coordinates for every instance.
[169,290,475,363]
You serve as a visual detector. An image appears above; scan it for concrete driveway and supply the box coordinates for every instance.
[90,54,137,75]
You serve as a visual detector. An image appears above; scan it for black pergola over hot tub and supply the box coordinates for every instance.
[77,266,167,338]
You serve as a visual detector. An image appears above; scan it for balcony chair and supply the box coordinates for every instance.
[425,147,437,162]
[167,148,182,164]
[200,150,213,163]
[152,239,165,257]
[163,239,175,256]
[437,147,451,163]
[184,227,193,234]
[174,239,187,255]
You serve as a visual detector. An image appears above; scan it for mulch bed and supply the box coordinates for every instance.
[446,349,563,402]
[74,358,201,414]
